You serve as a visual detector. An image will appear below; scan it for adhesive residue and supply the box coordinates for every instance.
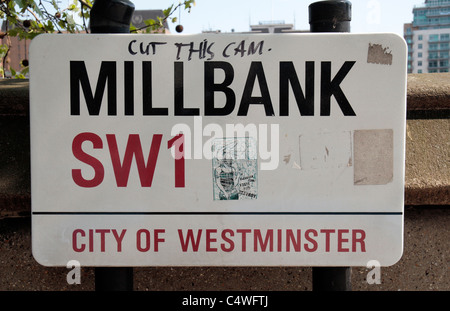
[367,43,393,65]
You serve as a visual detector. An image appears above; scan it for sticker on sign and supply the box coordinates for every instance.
[29,33,407,267]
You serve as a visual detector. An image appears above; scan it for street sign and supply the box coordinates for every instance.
[30,33,407,267]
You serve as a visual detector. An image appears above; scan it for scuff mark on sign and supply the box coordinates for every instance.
[283,154,291,165]
[299,131,353,170]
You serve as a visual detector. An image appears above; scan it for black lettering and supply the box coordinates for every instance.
[320,61,356,116]
[70,61,117,116]
[280,61,314,116]
[140,42,150,55]
[206,42,215,60]
[128,41,166,56]
[142,61,168,115]
[222,42,235,58]
[174,62,199,115]
[247,41,264,56]
[234,40,246,57]
[175,43,191,60]
[204,61,236,116]
[124,61,134,115]
[238,62,274,116]
[148,42,167,55]
[128,40,137,55]
[190,41,203,60]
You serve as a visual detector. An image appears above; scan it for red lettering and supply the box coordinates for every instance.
[72,228,128,253]
[178,229,202,252]
[107,134,162,187]
[95,229,110,252]
[136,229,151,252]
[72,229,86,252]
[277,229,282,252]
[167,134,185,187]
[136,229,165,252]
[254,229,273,252]
[352,229,366,252]
[320,229,335,252]
[206,229,217,252]
[338,229,350,252]
[89,229,94,252]
[304,229,318,252]
[154,229,165,252]
[112,229,126,252]
[72,132,104,187]
[236,229,251,252]
[286,229,301,252]
[221,229,234,252]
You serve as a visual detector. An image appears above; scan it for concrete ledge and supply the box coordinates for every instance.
[0,79,29,116]
[0,74,449,212]
[407,73,450,111]
[405,119,449,206]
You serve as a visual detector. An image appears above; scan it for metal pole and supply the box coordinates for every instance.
[95,267,134,291]
[309,0,352,33]
[309,0,352,291]
[89,0,135,291]
[90,0,135,34]
[312,267,352,291]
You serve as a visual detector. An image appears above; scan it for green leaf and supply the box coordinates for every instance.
[163,5,173,17]
[15,0,27,10]
[144,19,156,26]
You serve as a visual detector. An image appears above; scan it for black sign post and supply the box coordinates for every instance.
[309,0,353,291]
[89,0,135,291]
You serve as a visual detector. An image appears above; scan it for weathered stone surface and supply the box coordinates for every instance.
[405,119,450,205]
[407,73,450,110]
[0,79,29,116]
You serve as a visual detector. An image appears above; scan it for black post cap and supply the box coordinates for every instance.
[309,1,352,33]
[90,0,135,34]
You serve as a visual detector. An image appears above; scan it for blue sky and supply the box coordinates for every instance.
[131,0,424,35]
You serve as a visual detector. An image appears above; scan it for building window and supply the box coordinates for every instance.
[418,61,423,66]
[418,35,423,40]
[418,52,423,58]
[418,44,423,49]
[429,34,439,42]
[418,69,423,73]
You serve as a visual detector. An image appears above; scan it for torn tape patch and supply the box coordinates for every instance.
[367,43,393,65]
[354,129,393,185]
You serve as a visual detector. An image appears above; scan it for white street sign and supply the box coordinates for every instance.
[30,33,407,267]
